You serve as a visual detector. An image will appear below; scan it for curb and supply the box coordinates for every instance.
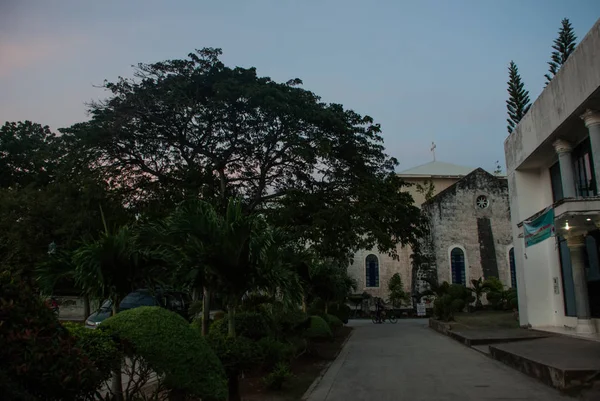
[301,328,354,401]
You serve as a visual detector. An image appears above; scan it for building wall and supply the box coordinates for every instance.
[401,177,463,207]
[504,20,600,329]
[347,175,463,301]
[423,170,513,287]
[347,245,412,300]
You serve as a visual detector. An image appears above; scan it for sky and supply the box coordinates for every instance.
[1,1,599,173]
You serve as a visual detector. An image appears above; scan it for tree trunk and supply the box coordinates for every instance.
[324,302,328,314]
[201,287,210,336]
[301,295,307,313]
[110,295,123,401]
[111,358,124,401]
[228,372,241,401]
[83,295,90,319]
[227,305,236,338]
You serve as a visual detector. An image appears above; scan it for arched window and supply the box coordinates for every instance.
[509,247,517,288]
[365,254,379,288]
[450,248,466,285]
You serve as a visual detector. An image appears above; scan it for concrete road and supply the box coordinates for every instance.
[306,319,572,401]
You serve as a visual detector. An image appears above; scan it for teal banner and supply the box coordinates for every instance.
[524,207,555,247]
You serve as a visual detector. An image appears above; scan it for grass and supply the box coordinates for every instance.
[451,310,519,330]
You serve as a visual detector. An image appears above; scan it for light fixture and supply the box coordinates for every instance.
[565,221,570,230]
[587,218,592,221]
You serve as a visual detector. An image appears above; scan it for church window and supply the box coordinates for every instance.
[365,254,379,287]
[450,247,466,285]
[476,195,489,209]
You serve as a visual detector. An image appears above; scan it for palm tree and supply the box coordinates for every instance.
[73,222,164,401]
[138,200,222,336]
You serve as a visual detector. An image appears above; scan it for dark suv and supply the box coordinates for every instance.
[85,289,191,329]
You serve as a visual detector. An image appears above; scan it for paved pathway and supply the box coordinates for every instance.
[306,319,572,401]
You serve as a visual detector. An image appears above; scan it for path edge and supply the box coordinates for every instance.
[300,328,354,401]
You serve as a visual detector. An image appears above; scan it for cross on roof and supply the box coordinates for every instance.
[430,142,436,161]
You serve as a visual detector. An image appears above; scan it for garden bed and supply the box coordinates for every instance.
[240,326,353,400]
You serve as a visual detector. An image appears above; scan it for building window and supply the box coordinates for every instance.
[450,247,466,285]
[365,254,379,287]
[509,247,517,288]
[476,195,489,209]
[550,162,564,202]
[573,138,597,197]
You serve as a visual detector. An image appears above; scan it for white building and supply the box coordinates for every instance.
[504,19,600,337]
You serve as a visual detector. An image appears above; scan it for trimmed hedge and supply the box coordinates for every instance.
[102,306,227,400]
[257,337,295,369]
[210,311,274,340]
[328,303,351,324]
[304,315,333,340]
[325,314,343,331]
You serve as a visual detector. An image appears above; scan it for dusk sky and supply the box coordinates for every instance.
[1,1,599,172]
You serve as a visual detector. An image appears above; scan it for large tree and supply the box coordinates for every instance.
[506,61,531,134]
[66,48,425,262]
[544,18,577,86]
[0,121,128,279]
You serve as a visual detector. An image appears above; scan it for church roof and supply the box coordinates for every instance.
[397,161,476,177]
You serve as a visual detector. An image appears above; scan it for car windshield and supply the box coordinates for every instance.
[120,291,156,309]
[100,299,112,310]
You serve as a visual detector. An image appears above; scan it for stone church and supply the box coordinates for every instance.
[346,161,515,305]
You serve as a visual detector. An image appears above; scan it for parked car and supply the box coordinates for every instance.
[85,289,191,329]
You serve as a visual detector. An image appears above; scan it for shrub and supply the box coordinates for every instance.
[102,306,227,400]
[304,315,333,340]
[210,311,274,340]
[325,314,343,332]
[488,287,519,310]
[328,303,351,324]
[257,337,295,369]
[0,272,102,401]
[206,332,261,374]
[271,306,308,339]
[483,276,504,293]
[262,362,293,390]
[62,321,120,383]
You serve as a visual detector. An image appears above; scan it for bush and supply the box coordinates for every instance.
[271,306,308,339]
[62,321,120,383]
[257,337,295,369]
[262,362,293,390]
[210,311,274,340]
[325,314,343,332]
[304,315,333,340]
[206,331,262,374]
[102,306,227,400]
[0,272,102,401]
[328,303,351,324]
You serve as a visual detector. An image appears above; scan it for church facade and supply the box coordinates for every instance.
[346,161,515,305]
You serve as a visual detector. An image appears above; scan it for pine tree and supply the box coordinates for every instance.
[544,18,577,85]
[506,61,531,134]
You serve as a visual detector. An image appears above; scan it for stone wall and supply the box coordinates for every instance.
[422,169,513,286]
[346,244,412,301]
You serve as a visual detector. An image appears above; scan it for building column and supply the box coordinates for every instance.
[565,233,596,334]
[581,109,600,191]
[552,139,576,198]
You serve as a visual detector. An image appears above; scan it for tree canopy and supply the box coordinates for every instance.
[544,18,577,86]
[506,61,531,134]
[63,47,424,262]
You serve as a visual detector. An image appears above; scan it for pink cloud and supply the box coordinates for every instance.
[0,36,86,78]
